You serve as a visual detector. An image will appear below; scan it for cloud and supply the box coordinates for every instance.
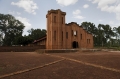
[73,9,85,19]
[109,21,114,25]
[83,4,89,8]
[88,0,92,1]
[16,12,21,15]
[73,9,81,15]
[108,21,120,28]
[11,0,38,15]
[74,15,85,19]
[90,0,120,20]
[116,12,120,20]
[8,11,15,15]
[56,0,78,6]
[99,19,103,22]
[15,16,32,31]
[9,11,21,15]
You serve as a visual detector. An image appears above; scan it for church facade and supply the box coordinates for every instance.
[45,9,93,49]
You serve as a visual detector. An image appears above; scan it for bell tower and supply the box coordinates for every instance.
[46,9,66,49]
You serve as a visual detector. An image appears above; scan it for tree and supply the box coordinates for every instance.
[81,22,98,37]
[0,31,3,46]
[96,24,115,47]
[96,24,104,46]
[116,26,120,39]
[15,36,33,46]
[28,28,46,40]
[103,25,114,40]
[113,26,120,47]
[0,14,25,46]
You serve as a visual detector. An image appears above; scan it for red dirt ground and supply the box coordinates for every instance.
[0,51,120,79]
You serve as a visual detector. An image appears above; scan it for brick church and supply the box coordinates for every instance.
[33,9,93,49]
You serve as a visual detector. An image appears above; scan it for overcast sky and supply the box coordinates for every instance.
[0,0,120,35]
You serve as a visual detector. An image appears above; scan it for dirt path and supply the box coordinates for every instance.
[0,51,120,79]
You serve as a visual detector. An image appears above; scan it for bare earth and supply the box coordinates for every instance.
[0,51,120,79]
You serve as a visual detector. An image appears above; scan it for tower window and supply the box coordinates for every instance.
[76,31,77,36]
[50,16,51,22]
[66,32,68,39]
[62,17,63,24]
[50,31,51,41]
[62,31,63,41]
[54,16,56,23]
[54,31,56,40]
[87,39,88,44]
[89,39,90,43]
[87,39,90,44]
[72,30,73,36]
[81,34,82,39]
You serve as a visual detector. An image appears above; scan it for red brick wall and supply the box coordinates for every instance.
[65,23,93,49]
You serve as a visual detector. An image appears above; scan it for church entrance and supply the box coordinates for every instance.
[72,41,78,48]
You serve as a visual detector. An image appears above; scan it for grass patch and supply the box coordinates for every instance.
[94,46,120,51]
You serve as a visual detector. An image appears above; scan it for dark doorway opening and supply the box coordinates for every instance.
[72,41,78,48]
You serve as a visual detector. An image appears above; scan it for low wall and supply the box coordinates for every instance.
[36,49,101,53]
[36,49,79,53]
[0,45,45,52]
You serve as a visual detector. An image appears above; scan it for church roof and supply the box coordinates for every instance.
[32,35,46,44]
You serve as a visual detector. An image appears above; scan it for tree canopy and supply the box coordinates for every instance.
[28,28,46,41]
[0,13,47,46]
[0,14,25,46]
[81,22,120,47]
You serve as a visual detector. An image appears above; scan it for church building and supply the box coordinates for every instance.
[33,9,93,49]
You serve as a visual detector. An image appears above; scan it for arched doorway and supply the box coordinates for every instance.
[72,41,78,48]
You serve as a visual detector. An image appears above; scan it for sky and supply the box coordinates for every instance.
[0,0,120,35]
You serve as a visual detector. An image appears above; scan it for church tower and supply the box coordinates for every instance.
[46,9,66,49]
